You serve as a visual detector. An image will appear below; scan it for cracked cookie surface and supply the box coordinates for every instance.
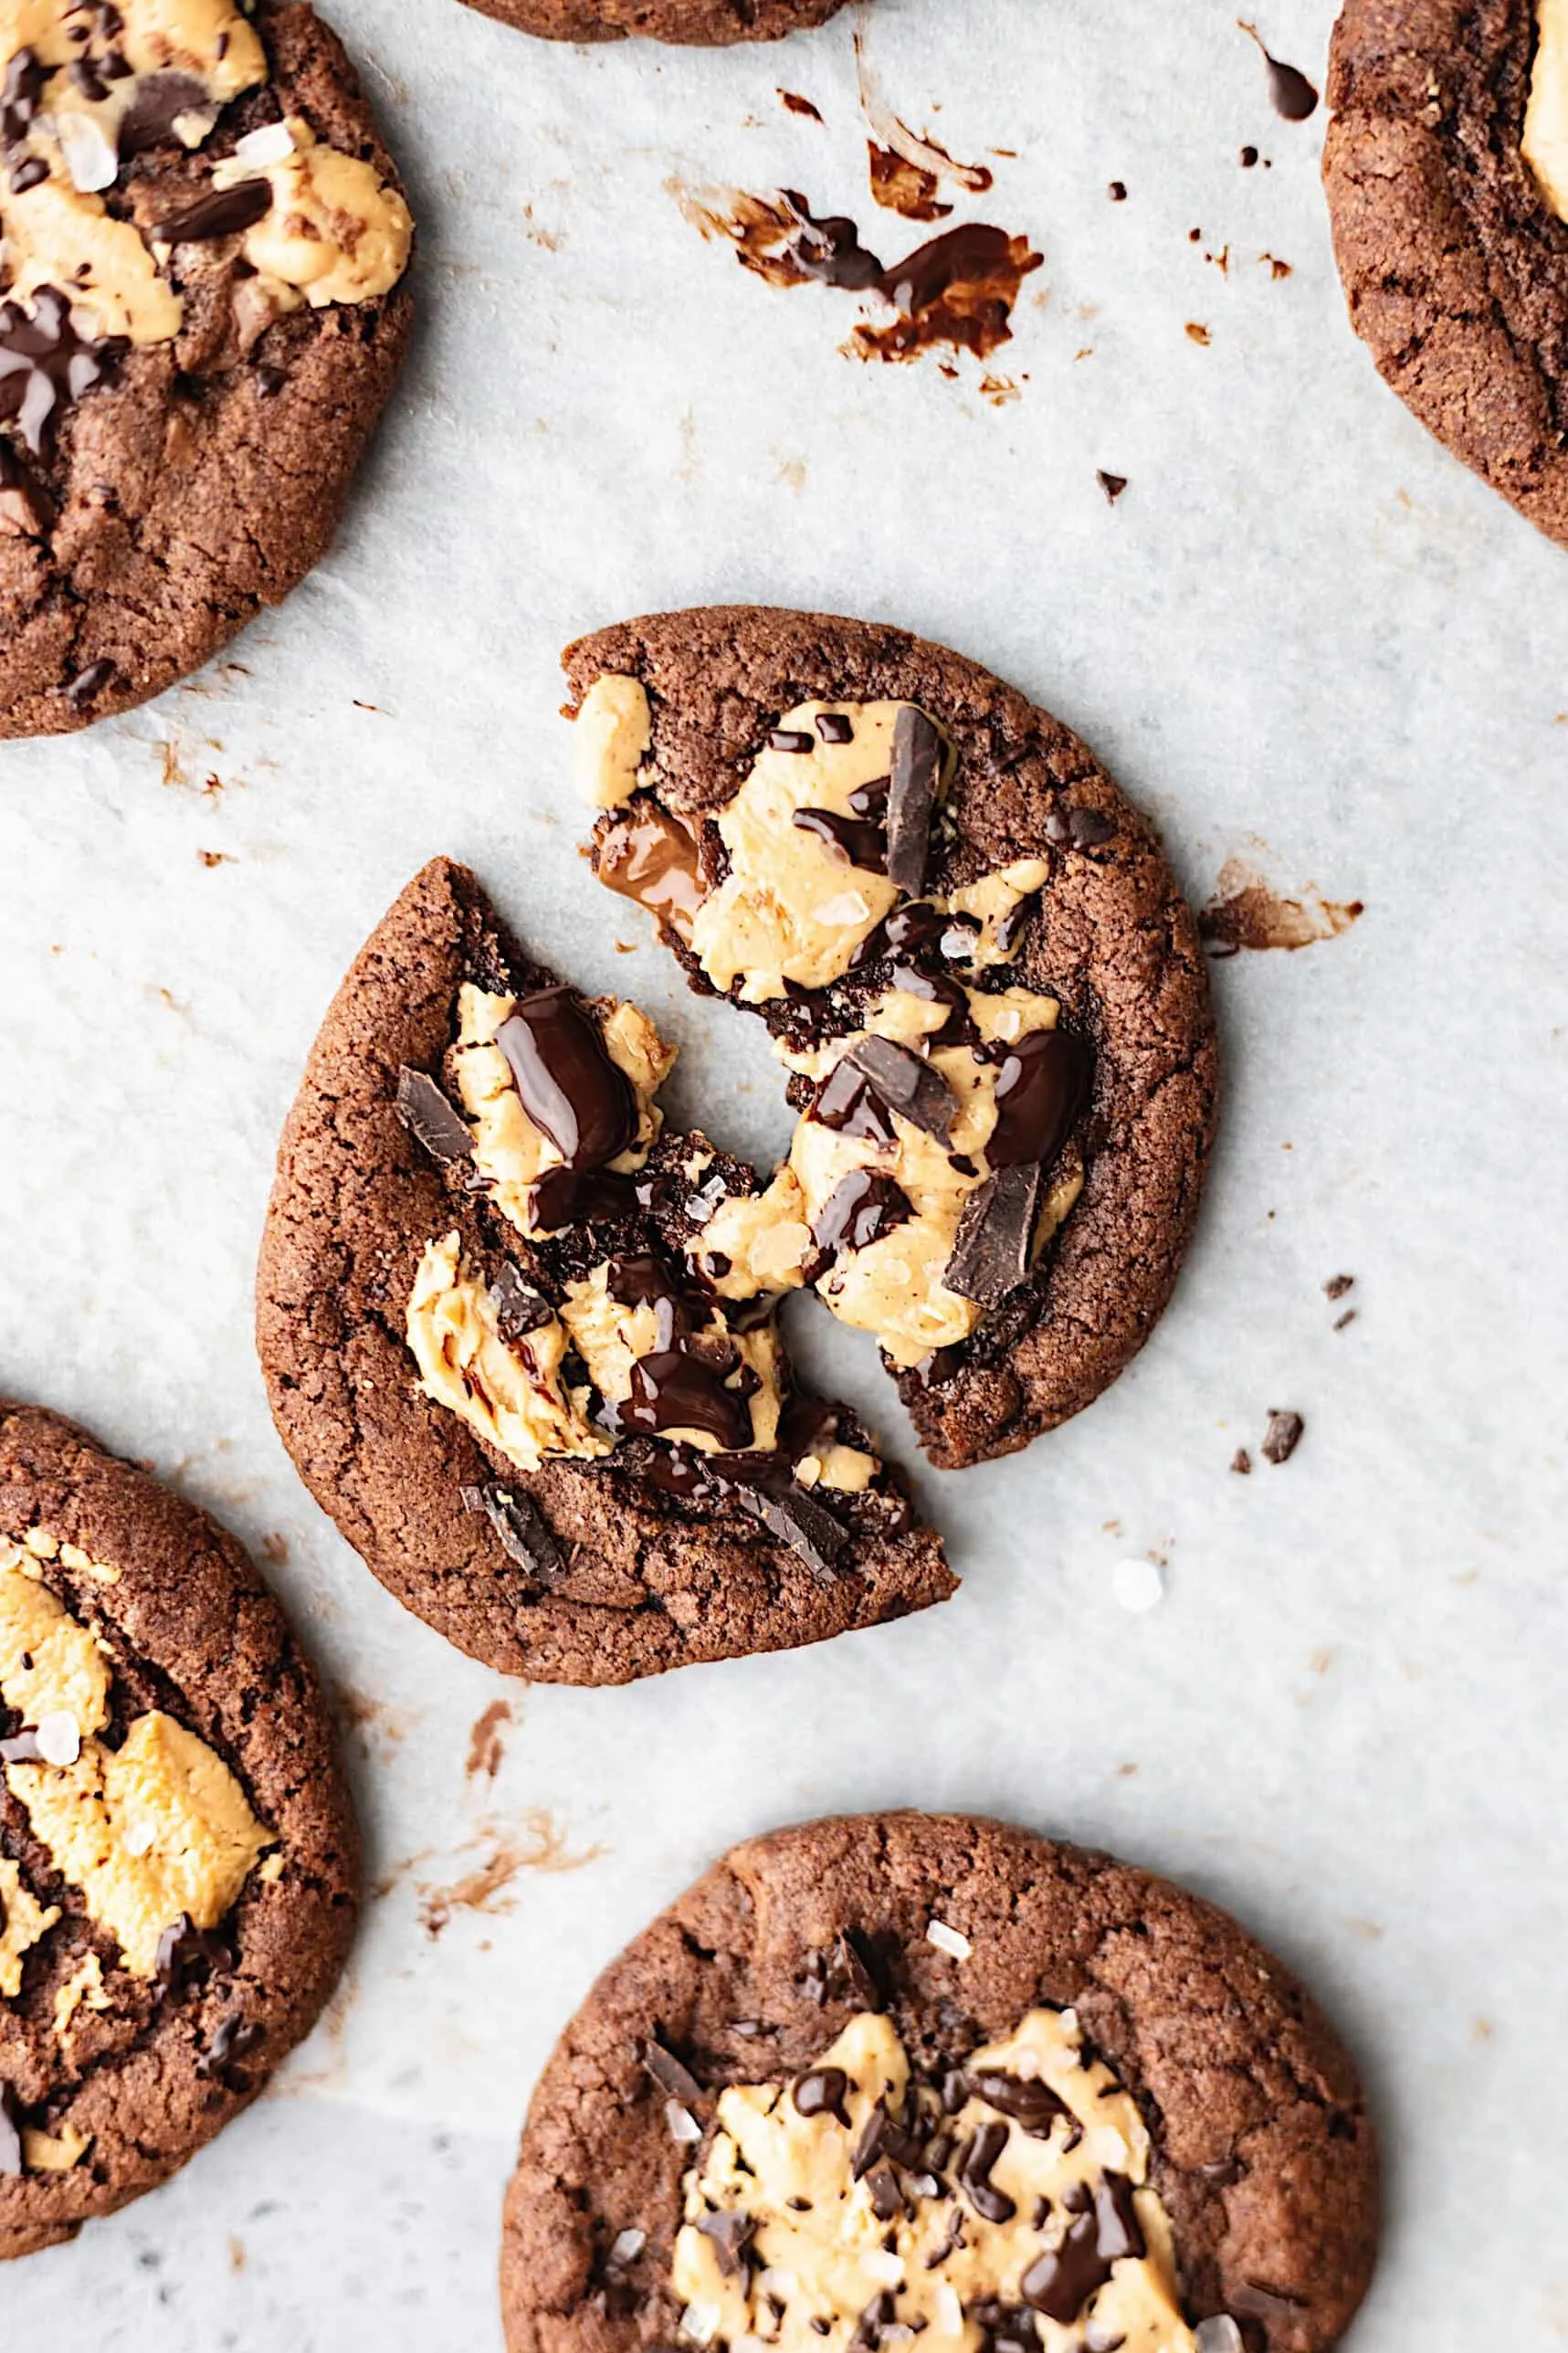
[457,0,853,46]
[255,856,953,1687]
[564,608,1218,1472]
[0,1398,356,2260]
[0,0,413,737]
[500,1812,1378,2353]
[1323,0,1568,546]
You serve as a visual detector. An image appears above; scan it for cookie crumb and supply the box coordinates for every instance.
[1096,470,1128,504]
[1324,1272,1354,1299]
[1185,322,1212,345]
[1109,179,1127,201]
[1230,1448,1252,1475]
[1260,1409,1304,1465]
[1333,1309,1357,1331]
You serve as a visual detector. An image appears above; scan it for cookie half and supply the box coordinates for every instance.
[0,1399,356,2260]
[458,0,852,46]
[0,0,414,736]
[256,857,954,1686]
[564,608,1218,1472]
[500,1812,1378,2353]
[1323,0,1568,547]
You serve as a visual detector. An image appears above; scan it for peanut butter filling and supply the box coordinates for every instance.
[672,2009,1194,2353]
[0,1531,272,1986]
[1525,0,1568,218]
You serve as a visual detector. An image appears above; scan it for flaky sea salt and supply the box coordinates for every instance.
[54,111,119,194]
[1194,2322,1245,2353]
[232,120,295,169]
[681,2305,722,2346]
[812,892,871,927]
[34,1711,81,1767]
[667,2099,703,2145]
[608,2229,646,2267]
[925,1918,972,1961]
[1112,1556,1165,1614]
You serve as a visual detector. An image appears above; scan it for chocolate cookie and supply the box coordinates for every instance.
[458,0,852,46]
[564,609,1218,1472]
[500,1812,1378,2353]
[1323,0,1568,547]
[256,858,953,1686]
[0,1399,356,2259]
[0,0,414,737]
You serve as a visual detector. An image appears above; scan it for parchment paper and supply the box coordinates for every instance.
[3,0,1565,2344]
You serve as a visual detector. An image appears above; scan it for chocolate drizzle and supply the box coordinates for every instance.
[1020,2175,1144,2322]
[496,987,637,1172]
[0,285,124,457]
[1239,24,1319,121]
[810,1169,912,1257]
[986,1029,1091,1169]
[596,798,708,939]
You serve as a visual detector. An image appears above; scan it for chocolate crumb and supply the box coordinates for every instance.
[1096,470,1128,504]
[1333,1309,1356,1332]
[1108,181,1127,201]
[1230,1449,1252,1476]
[1323,1273,1354,1300]
[1259,1410,1304,1466]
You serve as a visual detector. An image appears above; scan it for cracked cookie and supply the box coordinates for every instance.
[1324,0,1568,547]
[457,0,855,46]
[564,608,1218,1472]
[0,1398,356,2260]
[500,1812,1378,2353]
[255,856,953,1687]
[0,0,413,737]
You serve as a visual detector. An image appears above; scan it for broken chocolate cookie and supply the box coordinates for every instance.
[568,607,1218,1472]
[256,857,953,1686]
[1324,0,1568,548]
[0,1399,355,2259]
[457,0,856,47]
[0,0,414,735]
[500,1812,1378,2353]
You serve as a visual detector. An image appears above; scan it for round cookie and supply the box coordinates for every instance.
[564,608,1219,1472]
[1323,0,1568,547]
[0,0,414,737]
[0,1400,356,2258]
[256,856,954,1686]
[500,1812,1378,2353]
[458,0,853,45]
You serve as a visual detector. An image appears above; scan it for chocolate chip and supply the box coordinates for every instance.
[816,712,854,743]
[769,729,816,754]
[810,1169,912,1258]
[964,2068,1069,2133]
[0,287,123,458]
[1259,1409,1304,1466]
[459,1482,567,1587]
[986,1028,1091,1169]
[944,1164,1043,1308]
[886,707,942,898]
[643,2037,704,2107]
[840,1036,956,1142]
[153,178,273,246]
[8,155,46,193]
[395,1066,474,1164]
[792,2065,851,2125]
[867,2162,905,2221]
[958,2119,1015,2223]
[0,2082,21,2174]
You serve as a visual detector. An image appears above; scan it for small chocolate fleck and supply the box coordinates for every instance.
[1333,1309,1356,1331]
[1259,1409,1303,1466]
[154,1912,236,1997]
[395,1066,473,1164]
[958,2119,1016,2223]
[1324,1273,1354,1300]
[1096,470,1128,504]
[65,656,115,707]
[1108,180,1127,202]
[697,2209,756,2277]
[490,1260,553,1340]
[1240,144,1259,167]
[1230,1449,1252,1476]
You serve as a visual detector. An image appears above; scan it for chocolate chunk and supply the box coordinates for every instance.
[944,1164,1042,1308]
[490,1261,554,1340]
[154,1912,236,1998]
[732,1478,848,1586]
[528,1165,640,1231]
[153,178,272,245]
[841,1036,956,1142]
[117,68,210,153]
[769,729,816,753]
[496,988,637,1173]
[816,712,854,743]
[811,1169,912,1257]
[195,2011,265,2085]
[460,1482,568,1587]
[987,1028,1091,1170]
[697,2209,756,2276]
[958,2119,1016,2223]
[867,2162,905,2221]
[965,2068,1069,2133]
[886,707,942,897]
[596,799,707,938]
[0,2081,21,2175]
[1044,805,1116,851]
[0,47,46,148]
[1020,2174,1144,2321]
[852,2098,927,2179]
[643,2038,705,2106]
[1259,1409,1303,1466]
[395,1066,474,1164]
[793,2065,851,2124]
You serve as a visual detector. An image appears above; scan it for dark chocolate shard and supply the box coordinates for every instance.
[395,1066,473,1165]
[697,2209,756,2277]
[944,1164,1042,1307]
[965,2067,1069,2133]
[152,177,272,245]
[460,1482,568,1588]
[490,1261,554,1340]
[643,2037,705,2107]
[1259,1409,1304,1466]
[886,706,942,898]
[842,1035,956,1142]
[732,1479,847,1587]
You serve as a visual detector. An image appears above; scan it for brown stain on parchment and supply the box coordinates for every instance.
[466,1699,512,1781]
[417,1812,605,1938]
[1199,859,1364,956]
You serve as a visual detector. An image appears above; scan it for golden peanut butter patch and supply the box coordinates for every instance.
[214,119,413,309]
[21,2121,92,2173]
[1525,0,1568,216]
[560,1263,785,1454]
[0,1856,60,1998]
[0,1531,272,1983]
[672,2009,1194,2353]
[451,983,675,1241]
[689,702,919,1001]
[52,1949,110,2036]
[406,1230,611,1476]
[574,675,654,810]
